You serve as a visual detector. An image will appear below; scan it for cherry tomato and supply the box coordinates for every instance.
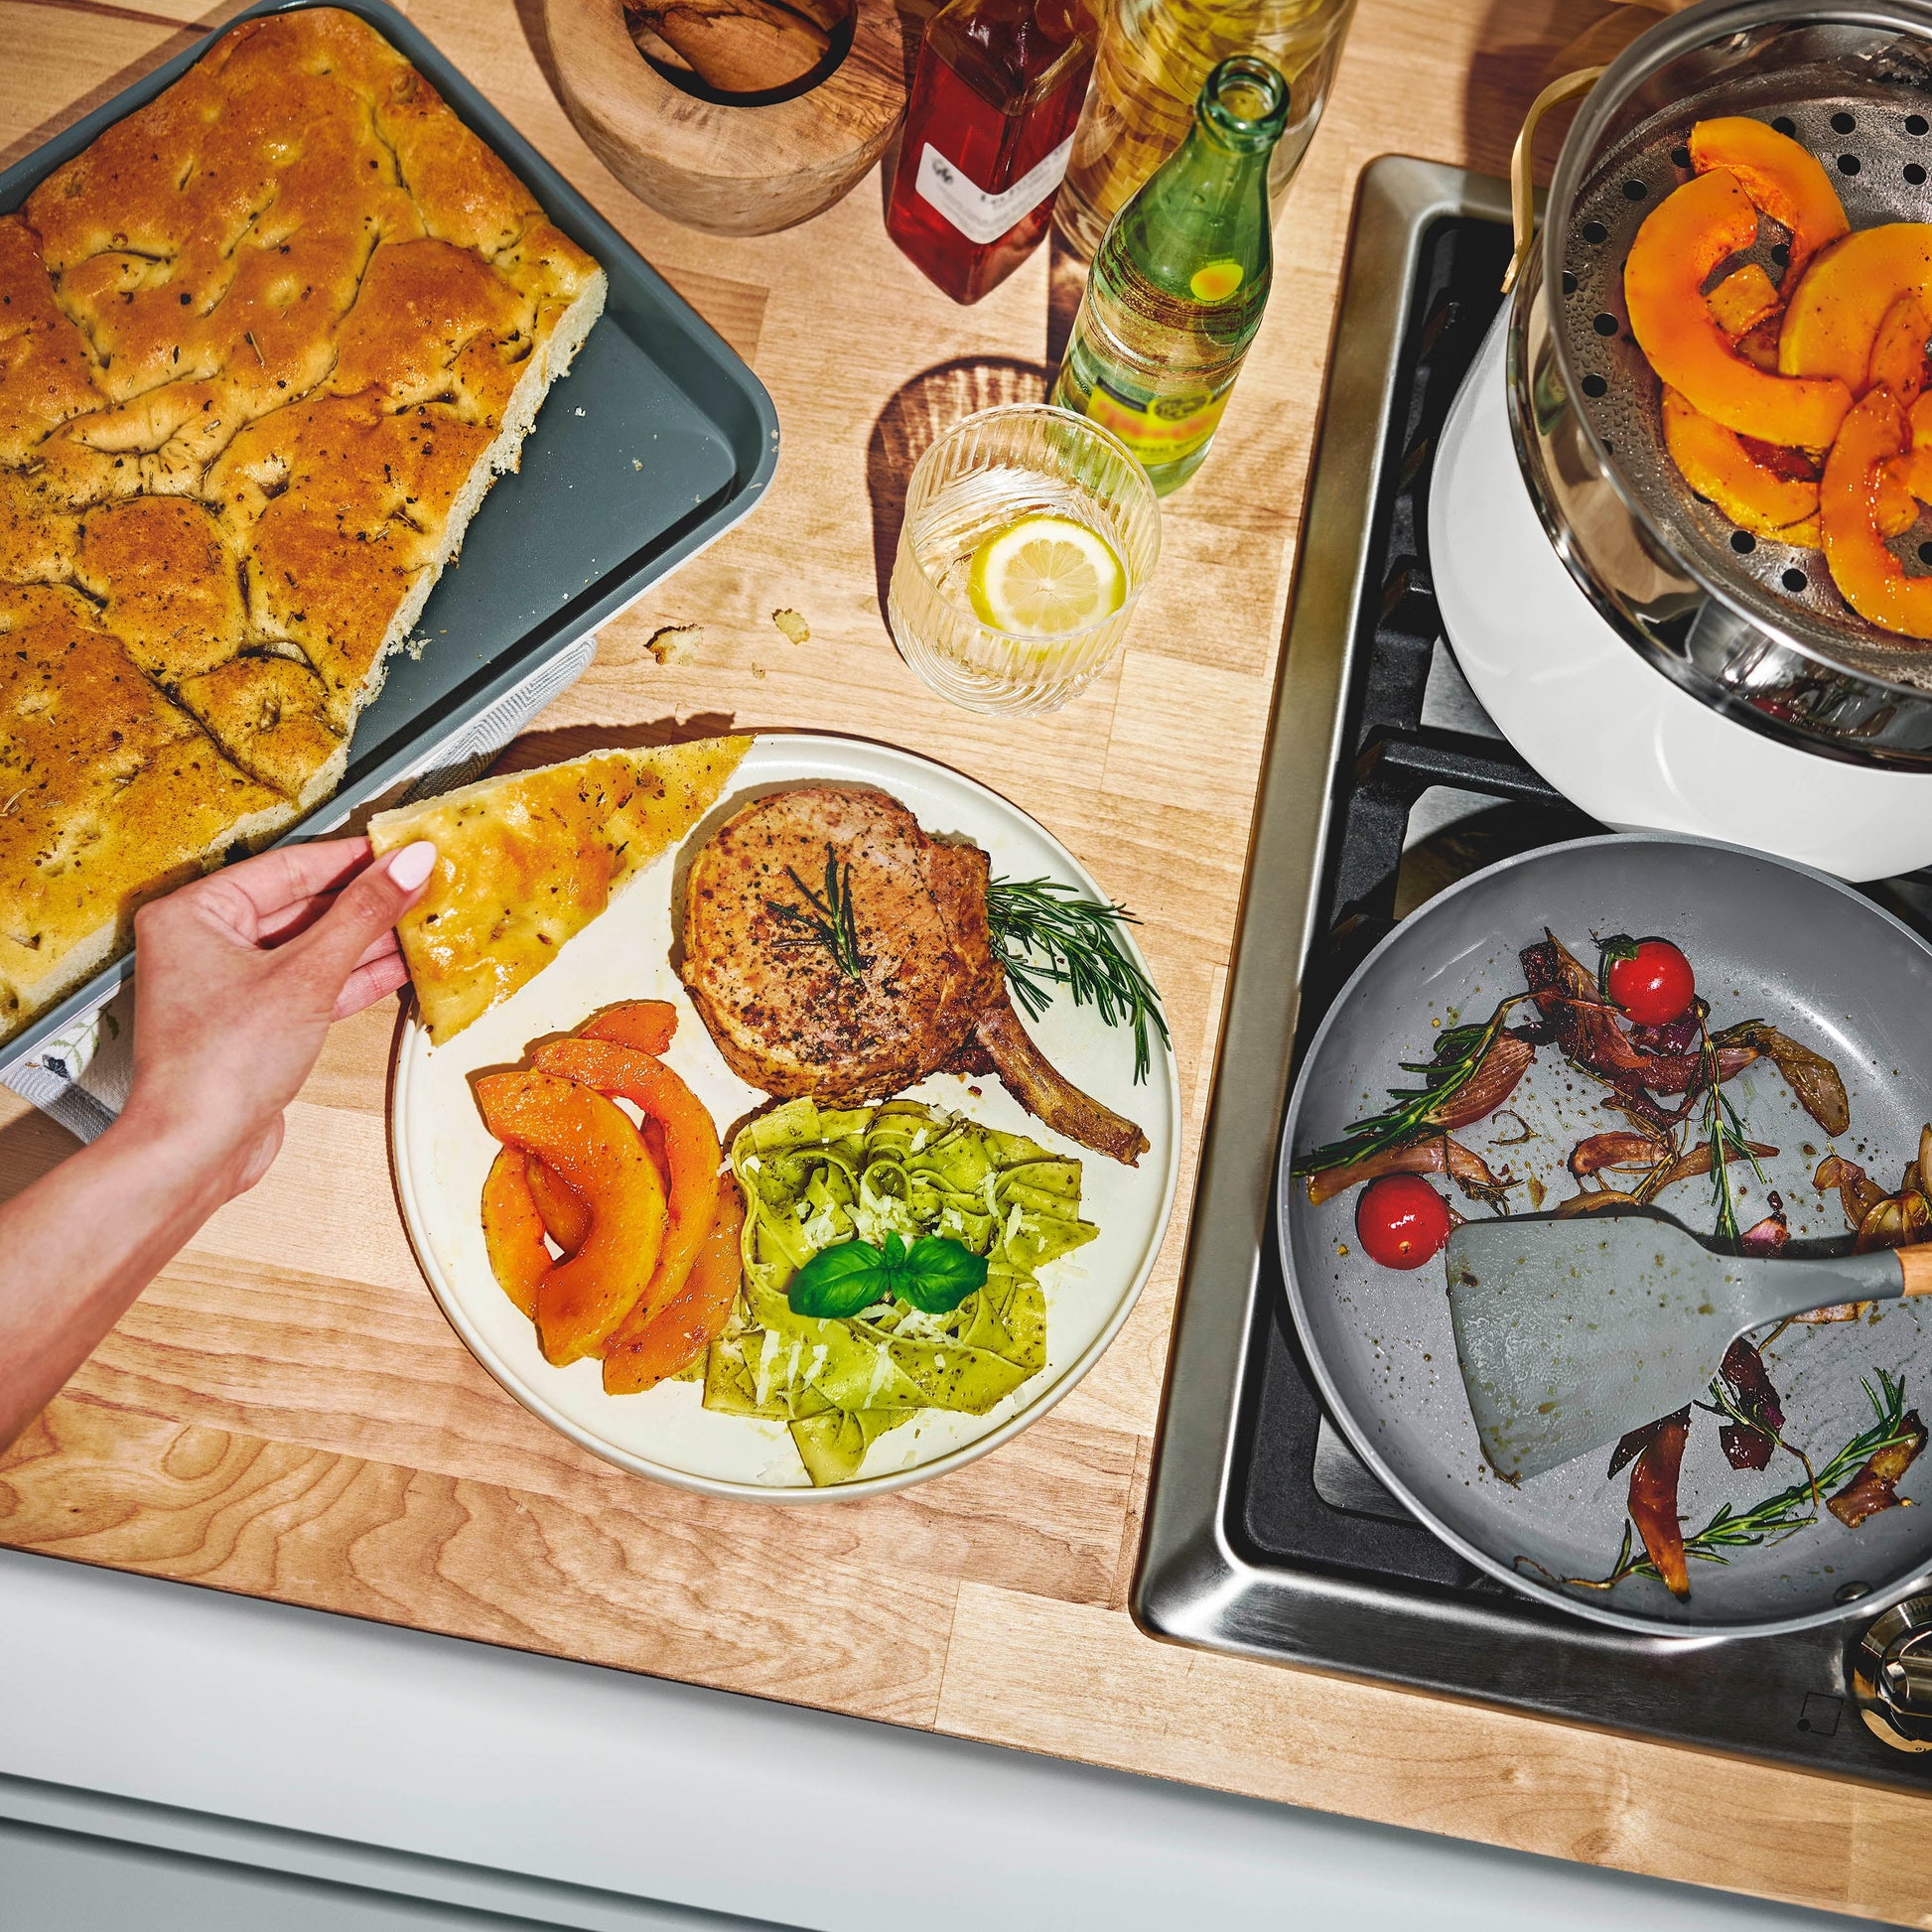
[1604,937,1696,1028]
[1354,1173,1452,1271]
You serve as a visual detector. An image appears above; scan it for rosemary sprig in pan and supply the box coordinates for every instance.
[764,843,870,982]
[1530,1371,1917,1594]
[1292,992,1534,1176]
[1697,1011,1764,1250]
[985,877,1170,1084]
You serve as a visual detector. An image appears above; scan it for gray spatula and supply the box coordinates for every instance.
[1447,1212,1932,1482]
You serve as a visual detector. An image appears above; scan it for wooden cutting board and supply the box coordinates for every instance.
[0,0,1927,1921]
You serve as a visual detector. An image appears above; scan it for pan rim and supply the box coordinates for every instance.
[1275,828,1932,1641]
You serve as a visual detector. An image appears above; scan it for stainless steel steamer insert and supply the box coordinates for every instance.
[1509,2,1932,761]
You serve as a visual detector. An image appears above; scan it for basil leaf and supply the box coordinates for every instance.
[896,1235,989,1314]
[787,1239,891,1318]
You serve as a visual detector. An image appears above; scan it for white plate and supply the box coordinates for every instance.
[389,733,1180,1500]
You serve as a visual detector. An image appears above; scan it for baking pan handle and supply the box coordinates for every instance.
[1502,65,1604,296]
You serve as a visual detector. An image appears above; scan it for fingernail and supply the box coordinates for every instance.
[387,841,437,892]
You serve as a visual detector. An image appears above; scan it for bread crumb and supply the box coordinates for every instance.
[770,608,810,646]
[631,459,643,471]
[644,623,702,665]
[751,663,766,679]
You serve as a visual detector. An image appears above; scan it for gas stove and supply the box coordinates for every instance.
[1137,155,1932,1785]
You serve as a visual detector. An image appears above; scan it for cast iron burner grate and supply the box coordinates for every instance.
[1138,159,1932,1787]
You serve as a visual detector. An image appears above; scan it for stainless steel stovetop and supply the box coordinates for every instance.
[1136,155,1932,1788]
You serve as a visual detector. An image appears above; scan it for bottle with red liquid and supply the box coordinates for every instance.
[886,0,1096,306]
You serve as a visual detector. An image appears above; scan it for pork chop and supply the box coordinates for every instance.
[680,783,1149,1164]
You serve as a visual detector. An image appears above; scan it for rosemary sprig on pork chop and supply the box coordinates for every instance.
[764,843,871,981]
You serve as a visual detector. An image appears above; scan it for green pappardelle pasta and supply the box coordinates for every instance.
[703,1097,1099,1485]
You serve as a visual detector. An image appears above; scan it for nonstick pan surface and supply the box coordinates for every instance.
[1278,834,1932,1637]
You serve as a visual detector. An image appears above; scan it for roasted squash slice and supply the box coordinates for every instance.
[1877,457,1923,535]
[1626,171,1852,448]
[1689,116,1849,285]
[525,1156,592,1255]
[602,1178,747,1397]
[1819,385,1932,641]
[576,999,679,1055]
[476,1070,668,1365]
[1913,392,1932,448]
[482,1148,552,1319]
[1883,447,1932,513]
[1869,291,1932,403]
[1707,262,1780,338]
[531,1036,724,1328]
[1660,386,1820,543]
[1732,319,1782,372]
[1780,224,1932,393]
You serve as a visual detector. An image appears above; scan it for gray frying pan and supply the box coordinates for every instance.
[1277,833,1932,1637]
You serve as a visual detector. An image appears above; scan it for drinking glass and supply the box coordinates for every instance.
[887,403,1161,716]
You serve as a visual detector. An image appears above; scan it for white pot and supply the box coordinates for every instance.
[1431,315,1932,883]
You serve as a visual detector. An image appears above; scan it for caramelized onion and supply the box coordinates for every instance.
[1829,1411,1927,1528]
[1304,1134,1511,1209]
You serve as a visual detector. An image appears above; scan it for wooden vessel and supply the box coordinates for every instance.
[544,0,905,235]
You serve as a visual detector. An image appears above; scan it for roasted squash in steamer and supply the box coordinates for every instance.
[1688,116,1850,286]
[1867,291,1932,403]
[1625,169,1853,449]
[1780,224,1932,394]
[1660,386,1820,544]
[1819,385,1932,641]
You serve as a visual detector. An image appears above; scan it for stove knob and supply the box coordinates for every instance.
[1850,1594,1932,1751]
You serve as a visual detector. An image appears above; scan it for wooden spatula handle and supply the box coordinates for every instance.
[1899,1245,1932,1298]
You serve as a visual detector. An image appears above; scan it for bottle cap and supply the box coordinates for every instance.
[1196,55,1289,153]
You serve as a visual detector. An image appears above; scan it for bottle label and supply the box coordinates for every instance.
[1085,379,1233,466]
[914,135,1075,247]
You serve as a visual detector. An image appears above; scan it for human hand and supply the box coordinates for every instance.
[117,837,436,1203]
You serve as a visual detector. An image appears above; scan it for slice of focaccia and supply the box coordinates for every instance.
[370,737,752,1042]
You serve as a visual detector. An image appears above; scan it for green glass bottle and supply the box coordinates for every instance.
[1049,54,1288,495]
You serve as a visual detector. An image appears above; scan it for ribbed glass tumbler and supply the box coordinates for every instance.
[887,403,1161,716]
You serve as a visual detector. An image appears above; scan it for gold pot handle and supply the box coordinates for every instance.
[1502,66,1607,295]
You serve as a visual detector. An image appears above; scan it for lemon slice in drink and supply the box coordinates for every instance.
[967,515,1126,636]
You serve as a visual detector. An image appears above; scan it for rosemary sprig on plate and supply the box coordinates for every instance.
[985,877,1169,1084]
[765,843,869,982]
[1559,1371,1915,1592]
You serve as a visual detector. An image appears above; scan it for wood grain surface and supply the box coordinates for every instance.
[2,0,1929,1923]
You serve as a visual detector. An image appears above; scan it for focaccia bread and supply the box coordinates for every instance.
[369,738,752,1042]
[0,588,291,1034]
[0,7,606,1040]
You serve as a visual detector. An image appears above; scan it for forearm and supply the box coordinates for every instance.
[0,1113,237,1453]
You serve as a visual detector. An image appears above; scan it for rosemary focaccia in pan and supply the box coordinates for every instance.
[0,6,605,1040]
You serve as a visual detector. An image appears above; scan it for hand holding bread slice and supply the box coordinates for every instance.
[370,737,749,1041]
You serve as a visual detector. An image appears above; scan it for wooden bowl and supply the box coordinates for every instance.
[544,0,906,236]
